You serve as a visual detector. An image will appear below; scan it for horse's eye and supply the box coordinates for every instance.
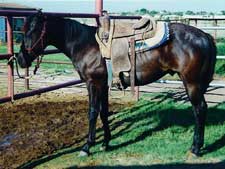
[31,23,35,28]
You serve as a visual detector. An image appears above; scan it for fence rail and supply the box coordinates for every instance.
[157,80,225,87]
[198,26,225,30]
[217,56,225,59]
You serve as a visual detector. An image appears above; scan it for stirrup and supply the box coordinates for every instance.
[112,78,124,91]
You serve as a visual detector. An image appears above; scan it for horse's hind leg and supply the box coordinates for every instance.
[181,78,207,156]
[191,97,207,156]
[100,84,111,151]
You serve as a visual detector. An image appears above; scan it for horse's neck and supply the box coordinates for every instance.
[47,19,96,59]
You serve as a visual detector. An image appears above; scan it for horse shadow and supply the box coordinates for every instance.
[106,92,225,156]
[18,142,84,169]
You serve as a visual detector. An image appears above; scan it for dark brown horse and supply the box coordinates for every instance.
[16,11,216,157]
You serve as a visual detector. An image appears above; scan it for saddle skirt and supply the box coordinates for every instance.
[135,22,170,52]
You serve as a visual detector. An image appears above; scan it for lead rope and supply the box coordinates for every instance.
[8,55,34,80]
[33,54,43,75]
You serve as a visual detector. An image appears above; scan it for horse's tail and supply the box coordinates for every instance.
[202,33,217,92]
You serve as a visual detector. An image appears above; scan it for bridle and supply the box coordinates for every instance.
[25,21,47,57]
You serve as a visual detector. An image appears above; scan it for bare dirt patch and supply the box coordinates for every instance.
[0,92,134,169]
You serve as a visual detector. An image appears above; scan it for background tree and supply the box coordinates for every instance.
[185,10,195,15]
[139,8,149,15]
[173,12,183,16]
[149,10,159,16]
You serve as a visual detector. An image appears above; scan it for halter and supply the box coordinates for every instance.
[25,21,47,56]
[8,21,47,80]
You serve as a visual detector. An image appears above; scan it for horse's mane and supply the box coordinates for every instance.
[23,12,96,50]
[23,12,91,34]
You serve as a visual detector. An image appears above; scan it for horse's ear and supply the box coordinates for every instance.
[37,9,43,17]
[43,15,48,20]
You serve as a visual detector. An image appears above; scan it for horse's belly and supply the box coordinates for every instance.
[121,68,167,87]
[137,69,167,85]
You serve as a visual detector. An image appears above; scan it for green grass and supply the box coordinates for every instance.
[216,42,225,76]
[40,54,73,74]
[21,93,225,169]
[215,60,225,76]
[0,44,21,53]
[0,45,73,73]
[217,42,225,56]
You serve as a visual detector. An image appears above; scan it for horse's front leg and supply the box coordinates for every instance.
[80,82,100,156]
[100,84,111,151]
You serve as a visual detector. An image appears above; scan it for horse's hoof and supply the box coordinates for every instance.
[100,143,110,151]
[100,146,107,151]
[186,150,199,160]
[78,150,89,157]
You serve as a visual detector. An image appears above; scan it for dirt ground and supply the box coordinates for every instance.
[0,92,134,169]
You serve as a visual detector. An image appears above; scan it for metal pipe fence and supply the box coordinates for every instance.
[0,5,225,104]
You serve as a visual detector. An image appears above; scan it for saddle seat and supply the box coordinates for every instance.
[112,17,156,40]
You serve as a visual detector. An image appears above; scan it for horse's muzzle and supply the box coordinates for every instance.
[16,52,31,68]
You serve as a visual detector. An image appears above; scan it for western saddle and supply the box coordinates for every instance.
[95,11,157,93]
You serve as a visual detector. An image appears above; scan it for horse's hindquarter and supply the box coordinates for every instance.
[168,23,216,84]
[125,23,216,87]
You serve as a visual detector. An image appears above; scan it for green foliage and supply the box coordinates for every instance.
[173,12,184,16]
[215,42,225,76]
[38,53,73,73]
[121,11,134,16]
[215,60,225,75]
[217,43,225,55]
[135,8,149,15]
[149,10,159,16]
[0,44,21,53]
[196,11,208,15]
[139,8,148,15]
[216,38,225,44]
[185,10,195,15]
[0,44,7,53]
[120,9,219,17]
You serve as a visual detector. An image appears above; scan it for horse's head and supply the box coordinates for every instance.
[17,11,47,68]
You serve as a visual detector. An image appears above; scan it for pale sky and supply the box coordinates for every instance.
[1,0,225,13]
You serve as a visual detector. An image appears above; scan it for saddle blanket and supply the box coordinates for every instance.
[135,22,170,52]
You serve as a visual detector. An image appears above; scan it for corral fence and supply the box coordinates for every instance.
[0,1,225,104]
[0,0,142,104]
